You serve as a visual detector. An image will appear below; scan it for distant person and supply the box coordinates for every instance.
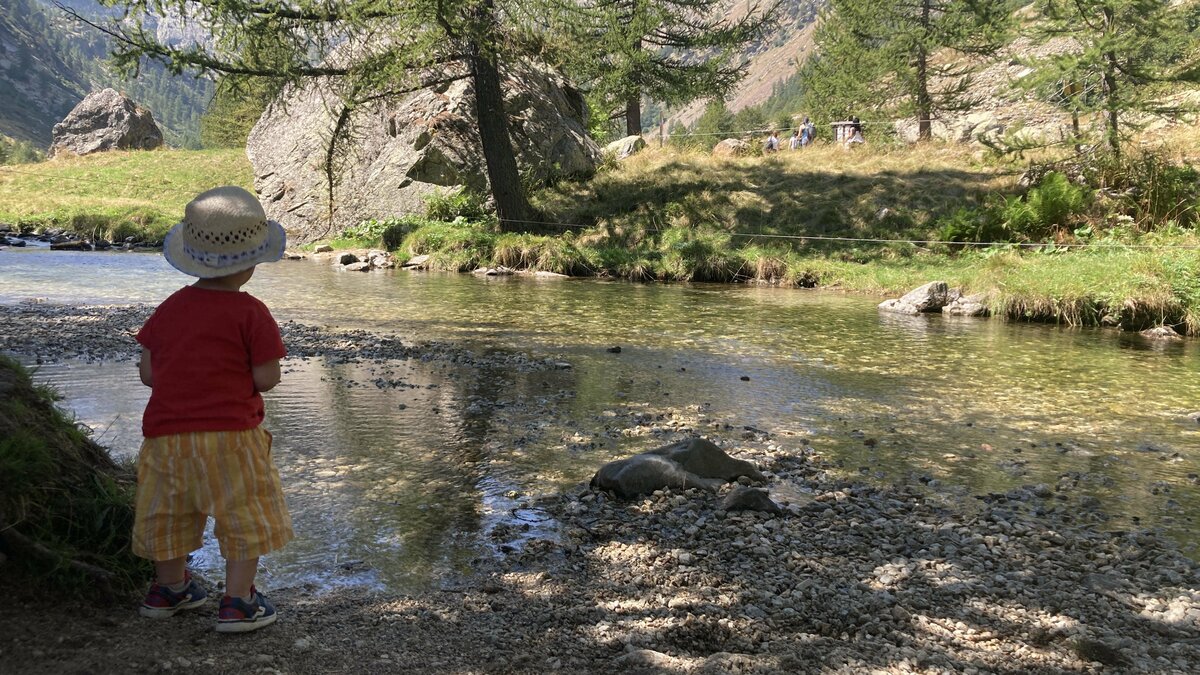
[134,186,292,633]
[801,117,815,146]
[845,116,865,149]
[764,130,780,153]
[789,129,802,150]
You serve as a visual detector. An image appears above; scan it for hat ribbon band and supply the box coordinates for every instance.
[183,238,271,268]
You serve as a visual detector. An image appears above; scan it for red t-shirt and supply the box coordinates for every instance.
[137,286,287,437]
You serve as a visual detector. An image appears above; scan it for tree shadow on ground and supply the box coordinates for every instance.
[543,155,1013,247]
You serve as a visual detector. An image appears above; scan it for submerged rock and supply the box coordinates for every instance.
[49,240,91,251]
[1140,325,1183,340]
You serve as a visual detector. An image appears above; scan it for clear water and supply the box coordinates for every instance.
[3,246,1198,590]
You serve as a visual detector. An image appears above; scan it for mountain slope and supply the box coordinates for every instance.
[664,0,823,129]
[0,0,91,147]
[0,0,211,149]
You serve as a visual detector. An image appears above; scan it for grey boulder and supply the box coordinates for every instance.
[591,437,763,498]
[943,292,990,316]
[49,89,163,158]
[248,61,601,242]
[879,281,958,314]
[722,486,783,514]
[712,138,750,157]
[604,135,646,160]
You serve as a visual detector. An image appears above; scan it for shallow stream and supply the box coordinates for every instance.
[3,246,1198,590]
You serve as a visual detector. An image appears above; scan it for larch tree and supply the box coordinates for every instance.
[810,0,1012,140]
[1022,0,1200,157]
[545,0,778,136]
[75,0,535,225]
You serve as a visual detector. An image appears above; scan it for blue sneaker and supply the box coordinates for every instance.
[140,573,208,618]
[216,587,277,633]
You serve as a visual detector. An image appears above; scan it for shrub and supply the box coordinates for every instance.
[590,246,658,280]
[534,237,590,275]
[341,219,389,241]
[934,204,1015,244]
[1026,171,1088,232]
[423,187,492,224]
[657,226,740,282]
[492,233,545,269]
[400,220,496,258]
[1112,152,1200,227]
[739,244,791,282]
[381,217,426,251]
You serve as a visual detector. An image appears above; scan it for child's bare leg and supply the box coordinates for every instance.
[226,557,259,599]
[154,556,188,586]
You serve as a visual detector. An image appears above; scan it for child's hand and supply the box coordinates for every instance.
[252,359,281,392]
[138,347,153,387]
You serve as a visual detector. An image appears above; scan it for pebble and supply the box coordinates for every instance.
[0,304,563,373]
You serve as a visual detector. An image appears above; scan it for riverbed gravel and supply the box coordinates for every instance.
[1,302,1198,673]
[0,302,562,371]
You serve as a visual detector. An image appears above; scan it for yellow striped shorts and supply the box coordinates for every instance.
[133,427,294,562]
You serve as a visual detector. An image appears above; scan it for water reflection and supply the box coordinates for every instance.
[4,246,1199,587]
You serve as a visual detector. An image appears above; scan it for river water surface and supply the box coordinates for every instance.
[3,246,1198,590]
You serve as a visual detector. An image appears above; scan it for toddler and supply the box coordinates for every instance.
[133,185,292,633]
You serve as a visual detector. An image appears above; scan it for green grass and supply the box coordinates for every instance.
[0,148,252,241]
[4,143,1198,334]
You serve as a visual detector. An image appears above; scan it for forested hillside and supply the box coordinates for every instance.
[0,0,210,150]
[661,0,824,129]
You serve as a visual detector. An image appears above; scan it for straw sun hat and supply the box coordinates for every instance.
[163,186,287,278]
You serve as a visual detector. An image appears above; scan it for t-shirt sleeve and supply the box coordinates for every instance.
[136,308,159,349]
[247,301,287,365]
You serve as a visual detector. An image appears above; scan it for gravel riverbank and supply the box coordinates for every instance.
[1,302,1198,673]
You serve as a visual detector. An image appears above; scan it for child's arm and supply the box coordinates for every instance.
[252,359,281,393]
[138,347,153,387]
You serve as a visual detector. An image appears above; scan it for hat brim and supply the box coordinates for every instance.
[163,220,287,278]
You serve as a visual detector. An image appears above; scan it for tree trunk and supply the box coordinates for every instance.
[468,0,530,229]
[915,0,932,141]
[625,35,643,136]
[1102,53,1120,157]
[1100,8,1120,158]
[625,95,642,137]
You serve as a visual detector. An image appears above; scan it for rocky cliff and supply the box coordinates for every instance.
[248,62,602,241]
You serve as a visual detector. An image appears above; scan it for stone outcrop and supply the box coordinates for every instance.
[590,437,763,499]
[604,135,646,160]
[943,292,990,317]
[49,89,163,158]
[247,63,602,242]
[712,139,750,157]
[878,281,958,315]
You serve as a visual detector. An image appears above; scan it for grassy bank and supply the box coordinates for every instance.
[0,148,251,242]
[347,141,1199,335]
[3,140,1197,335]
[0,356,147,596]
